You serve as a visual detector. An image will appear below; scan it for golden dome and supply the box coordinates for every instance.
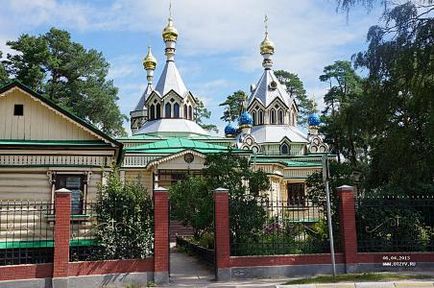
[143,46,157,70]
[162,18,178,42]
[260,33,275,55]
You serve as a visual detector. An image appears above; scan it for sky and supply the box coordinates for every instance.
[0,0,385,135]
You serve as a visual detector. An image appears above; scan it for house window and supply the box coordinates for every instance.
[156,104,161,119]
[280,143,290,155]
[287,183,305,207]
[14,104,24,116]
[184,104,188,118]
[252,111,257,125]
[165,103,172,118]
[174,103,180,118]
[56,175,84,214]
[189,106,193,120]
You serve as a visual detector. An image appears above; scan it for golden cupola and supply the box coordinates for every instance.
[260,15,274,69]
[143,46,157,71]
[260,32,275,55]
[162,17,178,42]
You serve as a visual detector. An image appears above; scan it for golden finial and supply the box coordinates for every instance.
[162,0,178,42]
[143,46,157,70]
[260,14,275,55]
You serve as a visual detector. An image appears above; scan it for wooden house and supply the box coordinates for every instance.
[0,81,122,212]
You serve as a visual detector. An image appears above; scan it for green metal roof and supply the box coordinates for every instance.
[254,157,321,168]
[117,134,166,141]
[0,139,111,147]
[125,137,246,155]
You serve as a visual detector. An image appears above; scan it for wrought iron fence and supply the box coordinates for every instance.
[230,196,337,256]
[70,200,154,261]
[356,195,434,252]
[0,201,54,265]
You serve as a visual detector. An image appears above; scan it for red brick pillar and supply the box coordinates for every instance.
[53,188,71,287]
[337,185,358,273]
[214,188,231,281]
[153,187,169,284]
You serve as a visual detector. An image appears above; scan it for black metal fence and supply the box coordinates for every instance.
[70,201,154,261]
[230,196,337,256]
[0,201,54,265]
[356,195,434,252]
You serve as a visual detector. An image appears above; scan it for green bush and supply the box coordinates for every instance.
[95,170,153,259]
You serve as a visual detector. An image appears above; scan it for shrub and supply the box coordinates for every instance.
[95,170,153,259]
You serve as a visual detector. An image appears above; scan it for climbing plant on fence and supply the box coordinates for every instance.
[356,194,434,252]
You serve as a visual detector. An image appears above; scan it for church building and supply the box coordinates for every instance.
[120,15,330,204]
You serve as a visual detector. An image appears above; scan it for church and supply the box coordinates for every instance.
[120,15,330,205]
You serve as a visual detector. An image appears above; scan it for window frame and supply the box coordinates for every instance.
[55,174,86,215]
[287,183,305,207]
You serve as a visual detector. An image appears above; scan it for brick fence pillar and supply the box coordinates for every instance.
[52,188,72,288]
[337,185,358,273]
[153,187,169,284]
[214,188,231,281]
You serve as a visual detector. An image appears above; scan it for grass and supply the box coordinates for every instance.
[284,272,434,284]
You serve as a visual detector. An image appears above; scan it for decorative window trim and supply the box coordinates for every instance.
[280,143,290,155]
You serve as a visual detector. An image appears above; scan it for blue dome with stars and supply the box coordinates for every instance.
[224,122,238,136]
[238,111,253,127]
[308,113,321,126]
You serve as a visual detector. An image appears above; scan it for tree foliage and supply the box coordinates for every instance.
[94,170,153,260]
[0,52,8,86]
[353,2,434,191]
[326,1,434,193]
[274,70,316,126]
[219,90,248,123]
[195,98,218,133]
[319,61,365,164]
[2,28,126,136]
[169,150,270,241]
[169,176,213,238]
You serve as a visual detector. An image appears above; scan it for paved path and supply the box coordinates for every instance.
[168,248,215,286]
[278,282,434,287]
[165,247,283,287]
[164,247,434,287]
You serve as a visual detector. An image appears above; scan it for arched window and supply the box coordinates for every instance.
[189,106,193,120]
[165,103,172,118]
[150,104,155,120]
[156,104,161,119]
[280,143,290,155]
[259,110,264,125]
[278,110,284,124]
[174,103,180,118]
[270,109,276,124]
[252,111,257,125]
[184,104,188,119]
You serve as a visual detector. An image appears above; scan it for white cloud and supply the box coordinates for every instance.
[0,0,385,129]
[108,54,143,80]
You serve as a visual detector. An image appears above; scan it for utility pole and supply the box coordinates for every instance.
[323,154,336,278]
